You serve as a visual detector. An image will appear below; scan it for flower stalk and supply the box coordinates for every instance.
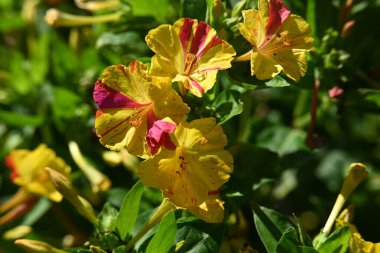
[45,8,122,27]
[74,0,120,12]
[322,163,368,235]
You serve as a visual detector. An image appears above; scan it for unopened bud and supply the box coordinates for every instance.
[45,167,97,224]
[341,20,355,39]
[15,239,68,253]
[45,8,122,27]
[69,141,111,193]
[328,86,344,98]
[3,226,32,240]
[74,0,120,12]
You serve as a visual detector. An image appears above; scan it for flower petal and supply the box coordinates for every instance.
[146,24,184,77]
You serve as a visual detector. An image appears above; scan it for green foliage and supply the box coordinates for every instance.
[116,181,145,241]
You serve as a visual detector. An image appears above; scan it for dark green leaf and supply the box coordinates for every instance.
[116,181,144,241]
[252,203,294,253]
[212,86,244,124]
[146,211,177,253]
[172,221,224,253]
[277,228,318,253]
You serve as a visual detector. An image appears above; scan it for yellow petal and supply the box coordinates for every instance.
[146,24,184,77]
[239,9,266,46]
[250,51,282,80]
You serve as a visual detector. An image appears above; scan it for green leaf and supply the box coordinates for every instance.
[182,0,207,21]
[146,211,177,253]
[0,109,44,127]
[265,75,292,88]
[30,34,50,85]
[252,203,294,253]
[316,226,351,253]
[122,0,169,22]
[96,32,148,56]
[256,125,308,156]
[172,221,224,253]
[116,181,144,241]
[212,86,244,124]
[277,228,318,253]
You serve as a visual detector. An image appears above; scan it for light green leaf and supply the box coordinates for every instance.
[0,109,44,127]
[146,211,176,253]
[316,226,351,253]
[116,181,144,241]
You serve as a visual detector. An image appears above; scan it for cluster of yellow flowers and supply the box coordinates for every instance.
[93,0,312,222]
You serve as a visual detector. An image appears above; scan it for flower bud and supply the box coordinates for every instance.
[45,167,97,224]
[69,141,111,193]
[15,239,68,253]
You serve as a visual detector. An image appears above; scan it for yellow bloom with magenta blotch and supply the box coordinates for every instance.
[94,60,189,158]
[145,18,236,97]
[237,0,313,81]
[138,118,233,223]
[5,144,71,202]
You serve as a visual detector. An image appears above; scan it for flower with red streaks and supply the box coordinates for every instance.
[145,18,235,97]
[237,0,313,81]
[138,118,233,223]
[94,60,189,157]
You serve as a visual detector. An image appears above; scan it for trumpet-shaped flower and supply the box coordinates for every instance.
[138,118,233,223]
[145,18,236,97]
[237,0,313,81]
[94,60,189,157]
[5,144,71,202]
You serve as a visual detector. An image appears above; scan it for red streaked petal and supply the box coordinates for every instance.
[266,0,291,38]
[94,80,148,109]
[179,18,195,53]
[190,22,211,55]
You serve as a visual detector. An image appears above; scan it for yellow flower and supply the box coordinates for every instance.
[5,144,71,202]
[336,207,380,253]
[237,0,313,81]
[145,18,236,97]
[94,60,189,157]
[138,118,233,223]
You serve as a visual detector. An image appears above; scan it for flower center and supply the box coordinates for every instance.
[184,53,197,76]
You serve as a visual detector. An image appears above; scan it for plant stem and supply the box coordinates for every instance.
[305,69,321,149]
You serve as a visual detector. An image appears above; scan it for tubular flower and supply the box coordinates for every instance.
[4,144,71,202]
[94,60,189,157]
[138,118,233,223]
[237,0,313,81]
[145,18,236,97]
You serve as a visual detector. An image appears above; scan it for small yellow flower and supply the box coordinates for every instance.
[145,18,236,97]
[5,144,71,202]
[94,60,189,157]
[237,0,313,81]
[138,118,233,223]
